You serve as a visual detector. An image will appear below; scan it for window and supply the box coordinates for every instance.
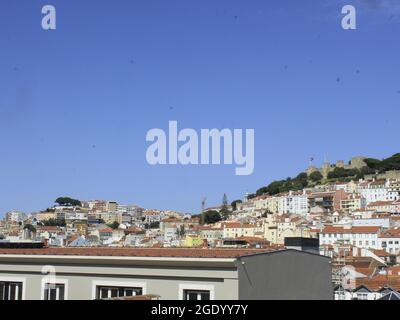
[357,293,368,300]
[96,286,143,299]
[92,281,146,300]
[43,283,65,300]
[179,284,214,300]
[0,282,23,300]
[183,290,210,301]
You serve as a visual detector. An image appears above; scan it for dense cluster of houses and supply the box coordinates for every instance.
[2,175,400,300]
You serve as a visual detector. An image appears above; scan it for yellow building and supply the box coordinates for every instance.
[185,235,204,247]
[223,223,262,239]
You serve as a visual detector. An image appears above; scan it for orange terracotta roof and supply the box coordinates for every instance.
[368,201,395,207]
[373,249,391,257]
[356,274,400,291]
[223,223,255,229]
[0,247,277,258]
[322,226,381,234]
[387,266,400,276]
[369,180,386,186]
[379,228,400,238]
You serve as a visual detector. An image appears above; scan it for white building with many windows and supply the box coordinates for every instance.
[278,191,309,216]
[358,180,389,205]
[378,229,400,255]
[319,226,381,250]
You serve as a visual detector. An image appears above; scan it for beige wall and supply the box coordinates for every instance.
[0,260,239,300]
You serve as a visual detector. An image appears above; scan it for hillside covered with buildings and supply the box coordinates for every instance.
[2,153,400,300]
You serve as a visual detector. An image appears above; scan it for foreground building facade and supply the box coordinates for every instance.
[0,247,332,300]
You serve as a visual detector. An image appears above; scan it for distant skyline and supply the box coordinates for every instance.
[1,0,400,215]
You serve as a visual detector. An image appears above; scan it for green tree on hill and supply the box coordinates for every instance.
[364,153,400,172]
[23,224,36,233]
[309,171,323,182]
[55,197,81,207]
[220,194,231,220]
[250,153,399,203]
[107,221,120,229]
[231,200,242,211]
[43,218,66,227]
[247,193,256,200]
[201,210,221,225]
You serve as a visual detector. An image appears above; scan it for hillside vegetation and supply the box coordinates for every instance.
[250,153,400,199]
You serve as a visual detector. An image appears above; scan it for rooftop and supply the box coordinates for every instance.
[321,226,381,234]
[0,247,276,259]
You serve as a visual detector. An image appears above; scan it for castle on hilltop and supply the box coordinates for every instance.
[307,156,367,179]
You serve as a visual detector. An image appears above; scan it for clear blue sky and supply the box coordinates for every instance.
[1,0,399,215]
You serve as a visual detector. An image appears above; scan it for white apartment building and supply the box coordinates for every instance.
[333,181,358,194]
[251,192,308,216]
[163,227,178,242]
[358,180,389,205]
[144,211,165,224]
[352,218,390,229]
[378,229,400,255]
[5,211,26,223]
[319,226,381,250]
[199,227,223,246]
[387,181,400,201]
[278,191,309,216]
[117,205,143,218]
[367,200,398,213]
[65,212,87,221]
